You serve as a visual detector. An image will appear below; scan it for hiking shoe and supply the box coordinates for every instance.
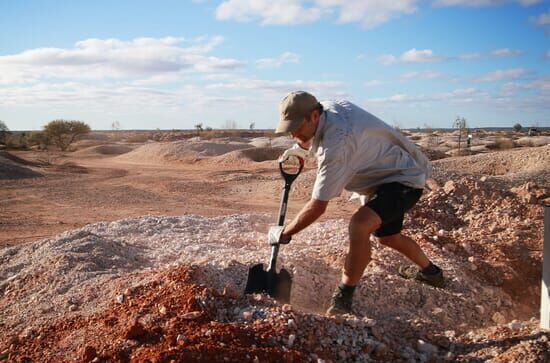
[326,290,353,316]
[398,265,446,288]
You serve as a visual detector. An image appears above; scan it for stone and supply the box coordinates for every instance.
[222,285,240,299]
[81,346,97,362]
[242,311,253,321]
[182,311,202,320]
[282,304,292,313]
[125,321,147,340]
[116,294,124,304]
[373,343,388,358]
[176,334,186,344]
[508,320,523,330]
[287,334,296,347]
[69,304,79,312]
[159,305,167,315]
[417,339,438,357]
[443,181,456,194]
[492,312,506,325]
[475,305,485,315]
[287,319,297,329]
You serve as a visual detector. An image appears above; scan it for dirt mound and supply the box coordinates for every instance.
[209,147,286,166]
[73,144,135,156]
[0,155,42,180]
[1,177,546,362]
[433,144,550,176]
[116,140,251,164]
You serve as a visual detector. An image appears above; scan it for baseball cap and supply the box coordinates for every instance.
[276,91,318,134]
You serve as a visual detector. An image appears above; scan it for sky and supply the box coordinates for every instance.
[0,0,549,131]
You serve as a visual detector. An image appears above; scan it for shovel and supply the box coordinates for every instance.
[244,156,304,303]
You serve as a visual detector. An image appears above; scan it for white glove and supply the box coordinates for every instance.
[278,143,309,163]
[268,225,291,245]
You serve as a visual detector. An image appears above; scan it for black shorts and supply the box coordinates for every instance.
[366,182,423,237]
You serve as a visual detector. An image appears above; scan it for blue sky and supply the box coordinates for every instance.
[1,0,548,131]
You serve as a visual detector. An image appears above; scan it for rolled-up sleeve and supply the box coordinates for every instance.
[312,132,354,201]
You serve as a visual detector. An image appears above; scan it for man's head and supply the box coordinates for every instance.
[276,91,322,145]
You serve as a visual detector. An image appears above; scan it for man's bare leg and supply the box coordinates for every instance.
[326,206,381,315]
[342,206,382,286]
[377,233,430,269]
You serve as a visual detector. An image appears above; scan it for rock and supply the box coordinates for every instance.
[287,319,297,329]
[509,320,523,330]
[437,229,448,237]
[159,305,168,315]
[480,176,487,182]
[475,305,485,315]
[287,334,296,347]
[282,304,292,313]
[125,321,147,340]
[81,346,97,362]
[417,339,438,357]
[443,181,456,194]
[492,312,506,325]
[176,334,186,344]
[116,294,124,304]
[373,343,388,358]
[182,311,202,320]
[69,304,79,312]
[242,311,253,321]
[222,285,240,299]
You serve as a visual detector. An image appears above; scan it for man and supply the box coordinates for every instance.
[271,91,444,316]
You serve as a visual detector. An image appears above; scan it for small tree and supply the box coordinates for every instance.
[0,120,8,145]
[513,123,522,132]
[111,121,121,130]
[194,123,203,136]
[453,116,468,154]
[249,122,255,130]
[43,119,91,151]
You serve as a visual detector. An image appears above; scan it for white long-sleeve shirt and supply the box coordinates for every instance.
[310,100,431,201]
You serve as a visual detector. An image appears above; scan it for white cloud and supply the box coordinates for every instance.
[215,0,322,25]
[401,48,446,62]
[478,68,527,81]
[255,52,300,68]
[459,52,482,60]
[215,0,418,29]
[531,11,550,26]
[205,78,345,95]
[401,70,442,79]
[0,36,244,84]
[433,0,542,6]
[366,87,486,104]
[365,80,383,87]
[531,11,550,35]
[378,48,447,65]
[491,48,522,57]
[377,54,399,65]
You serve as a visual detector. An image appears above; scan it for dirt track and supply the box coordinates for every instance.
[1,150,355,248]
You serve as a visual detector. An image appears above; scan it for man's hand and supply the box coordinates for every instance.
[279,143,309,163]
[268,226,291,245]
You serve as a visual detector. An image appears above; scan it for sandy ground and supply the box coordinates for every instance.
[0,134,549,362]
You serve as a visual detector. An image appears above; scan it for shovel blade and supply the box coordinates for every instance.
[244,264,292,303]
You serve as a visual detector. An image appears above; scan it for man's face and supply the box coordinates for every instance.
[290,111,317,147]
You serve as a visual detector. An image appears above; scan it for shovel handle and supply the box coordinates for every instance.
[277,156,304,226]
[269,156,303,272]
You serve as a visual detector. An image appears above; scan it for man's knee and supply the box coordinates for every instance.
[377,233,402,247]
[349,206,382,235]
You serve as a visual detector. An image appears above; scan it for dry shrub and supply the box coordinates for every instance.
[487,138,516,150]
[125,134,151,143]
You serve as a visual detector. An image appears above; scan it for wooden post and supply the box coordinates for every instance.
[542,204,550,329]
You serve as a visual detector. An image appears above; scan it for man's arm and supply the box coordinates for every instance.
[281,198,328,241]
